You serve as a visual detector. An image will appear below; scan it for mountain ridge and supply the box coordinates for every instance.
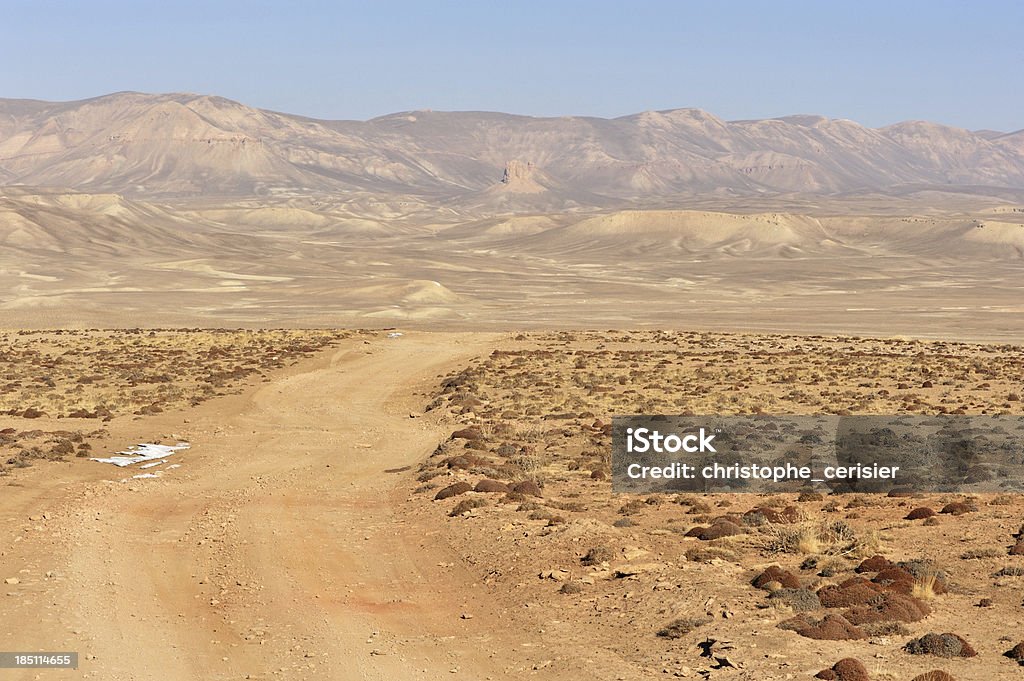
[1,92,1022,203]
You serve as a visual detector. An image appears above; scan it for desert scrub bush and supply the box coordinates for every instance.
[861,620,911,637]
[912,570,941,601]
[580,546,613,566]
[618,498,647,515]
[684,544,740,563]
[960,547,1002,560]
[763,519,857,555]
[993,566,1024,577]
[449,497,488,516]
[656,616,711,639]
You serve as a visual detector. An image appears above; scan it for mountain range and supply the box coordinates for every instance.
[1,92,1022,204]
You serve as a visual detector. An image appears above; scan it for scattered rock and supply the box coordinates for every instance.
[539,569,571,582]
[1004,641,1024,664]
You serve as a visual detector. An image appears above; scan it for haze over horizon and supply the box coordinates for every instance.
[2,0,1022,132]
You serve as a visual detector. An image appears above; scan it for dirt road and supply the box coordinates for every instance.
[1,332,571,680]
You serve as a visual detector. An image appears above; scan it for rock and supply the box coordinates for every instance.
[501,160,535,184]
[4,578,20,585]
[622,546,650,561]
[539,569,571,582]
[1003,641,1024,664]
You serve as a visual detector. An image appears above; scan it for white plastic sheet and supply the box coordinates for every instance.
[91,442,189,467]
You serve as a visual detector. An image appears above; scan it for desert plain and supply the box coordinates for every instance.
[1,93,1023,680]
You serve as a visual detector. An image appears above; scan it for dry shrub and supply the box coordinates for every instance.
[817,578,883,608]
[904,633,977,658]
[688,518,744,541]
[656,616,711,639]
[993,566,1024,577]
[843,592,931,624]
[752,565,801,590]
[474,479,510,493]
[779,613,867,640]
[940,502,976,515]
[909,571,945,601]
[580,546,613,566]
[855,554,893,573]
[910,672,957,681]
[768,588,821,612]
[861,620,910,637]
[814,658,869,681]
[434,481,472,500]
[684,544,739,563]
[559,582,583,595]
[765,519,856,555]
[449,497,487,516]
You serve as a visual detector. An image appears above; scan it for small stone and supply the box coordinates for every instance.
[4,578,19,585]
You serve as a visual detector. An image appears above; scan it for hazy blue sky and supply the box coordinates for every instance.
[2,1,1021,130]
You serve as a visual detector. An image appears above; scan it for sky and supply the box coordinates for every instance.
[1,0,1022,131]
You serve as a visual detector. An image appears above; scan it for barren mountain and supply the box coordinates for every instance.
[2,92,1023,202]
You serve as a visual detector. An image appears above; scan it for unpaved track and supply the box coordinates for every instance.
[1,332,545,680]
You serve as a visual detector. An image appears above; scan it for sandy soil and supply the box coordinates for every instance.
[2,332,621,680]
[3,331,1023,681]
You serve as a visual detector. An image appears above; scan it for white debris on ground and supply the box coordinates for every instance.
[91,442,190,467]
[387,332,404,338]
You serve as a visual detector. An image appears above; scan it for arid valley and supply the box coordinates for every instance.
[1,91,1023,680]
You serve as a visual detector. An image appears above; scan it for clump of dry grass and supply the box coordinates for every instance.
[764,518,857,555]
[912,571,940,601]
[656,616,711,639]
[960,547,1002,560]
